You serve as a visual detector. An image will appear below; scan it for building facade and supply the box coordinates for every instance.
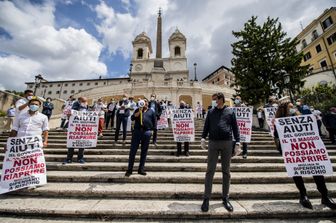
[295,7,336,87]
[25,11,236,108]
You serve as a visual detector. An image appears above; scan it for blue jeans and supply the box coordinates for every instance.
[115,115,128,141]
[127,129,152,172]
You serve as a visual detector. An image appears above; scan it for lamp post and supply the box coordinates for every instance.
[283,73,293,102]
[129,63,133,76]
[33,74,44,96]
[193,62,198,81]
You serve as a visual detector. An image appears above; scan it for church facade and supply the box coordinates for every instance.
[26,11,236,108]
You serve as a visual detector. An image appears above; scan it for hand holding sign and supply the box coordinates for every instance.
[233,144,242,156]
[201,138,207,150]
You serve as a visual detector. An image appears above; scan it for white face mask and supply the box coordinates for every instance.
[27,96,33,100]
[123,97,127,101]
[80,102,87,107]
[211,100,217,107]
[151,97,155,100]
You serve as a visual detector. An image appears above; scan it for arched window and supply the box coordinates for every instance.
[174,46,181,56]
[137,48,143,59]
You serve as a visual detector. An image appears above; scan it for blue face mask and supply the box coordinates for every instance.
[29,104,39,112]
[234,99,240,104]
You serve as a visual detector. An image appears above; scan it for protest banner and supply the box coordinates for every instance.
[172,109,195,142]
[157,110,169,129]
[0,135,46,194]
[275,114,333,177]
[230,106,253,142]
[67,110,99,148]
[265,107,278,136]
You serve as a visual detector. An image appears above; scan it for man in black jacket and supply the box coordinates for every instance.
[148,94,162,146]
[200,92,241,212]
[125,99,156,177]
[115,94,130,144]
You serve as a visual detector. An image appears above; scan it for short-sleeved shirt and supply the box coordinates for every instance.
[12,111,49,137]
[15,98,29,117]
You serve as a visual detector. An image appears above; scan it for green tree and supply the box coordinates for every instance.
[231,16,308,105]
[299,83,336,112]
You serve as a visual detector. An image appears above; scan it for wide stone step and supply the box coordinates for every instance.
[15,171,336,184]
[1,154,335,164]
[0,197,334,220]
[32,148,336,156]
[2,162,335,172]
[3,182,336,199]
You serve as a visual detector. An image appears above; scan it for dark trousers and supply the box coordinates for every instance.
[293,175,328,197]
[326,128,336,143]
[115,115,128,141]
[177,142,189,154]
[127,129,152,172]
[317,120,322,136]
[66,148,85,160]
[60,118,66,128]
[152,119,158,144]
[105,111,115,129]
[258,118,264,129]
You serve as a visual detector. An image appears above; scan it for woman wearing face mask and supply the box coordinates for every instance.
[42,97,54,120]
[274,102,336,210]
[176,101,190,157]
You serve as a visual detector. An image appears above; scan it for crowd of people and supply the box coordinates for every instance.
[2,90,336,212]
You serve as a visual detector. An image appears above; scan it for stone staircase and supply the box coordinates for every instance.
[0,119,335,222]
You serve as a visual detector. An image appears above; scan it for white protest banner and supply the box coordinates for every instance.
[67,110,99,148]
[0,135,46,194]
[157,110,169,130]
[275,114,333,177]
[230,106,253,143]
[172,109,195,142]
[265,107,277,137]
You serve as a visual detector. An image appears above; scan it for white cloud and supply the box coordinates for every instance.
[0,1,106,91]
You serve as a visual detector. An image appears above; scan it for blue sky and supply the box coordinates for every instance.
[0,0,335,91]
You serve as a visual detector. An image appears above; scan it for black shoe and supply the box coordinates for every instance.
[78,159,85,164]
[300,196,313,209]
[223,197,234,212]
[125,171,132,177]
[242,154,247,159]
[185,151,190,157]
[201,198,209,212]
[138,170,147,176]
[322,196,336,209]
[62,159,72,164]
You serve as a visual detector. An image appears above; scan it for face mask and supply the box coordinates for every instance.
[289,108,296,115]
[29,104,39,112]
[272,103,278,108]
[211,100,217,107]
[123,97,127,101]
[296,102,301,106]
[80,103,87,107]
[234,99,240,104]
[151,97,155,100]
[27,96,33,100]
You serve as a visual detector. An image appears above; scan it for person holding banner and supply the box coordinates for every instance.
[63,97,89,164]
[93,98,106,137]
[200,92,241,213]
[176,101,190,157]
[114,94,131,144]
[274,102,336,210]
[233,96,249,159]
[125,99,156,177]
[9,98,49,146]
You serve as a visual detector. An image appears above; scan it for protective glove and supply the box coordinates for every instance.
[233,143,242,156]
[201,138,207,150]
